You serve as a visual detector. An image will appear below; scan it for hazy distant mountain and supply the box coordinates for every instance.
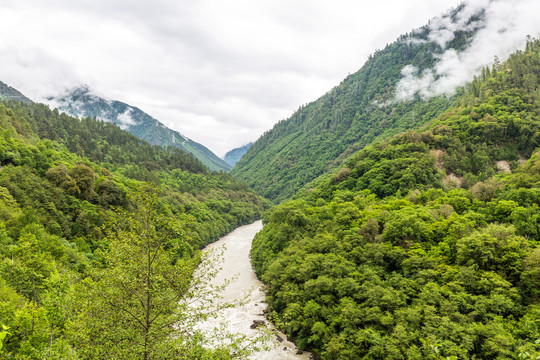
[223,142,252,167]
[51,86,231,172]
[0,81,32,104]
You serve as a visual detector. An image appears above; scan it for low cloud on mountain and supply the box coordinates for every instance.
[396,0,540,101]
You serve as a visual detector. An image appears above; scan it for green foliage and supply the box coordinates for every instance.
[0,97,266,358]
[0,324,9,352]
[231,22,481,202]
[0,101,208,175]
[251,39,540,359]
[298,39,540,205]
[253,167,540,358]
[67,190,217,358]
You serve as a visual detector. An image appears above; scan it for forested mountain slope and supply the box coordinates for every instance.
[0,98,267,358]
[250,39,540,359]
[0,81,31,104]
[53,86,232,172]
[231,5,485,203]
[223,142,253,167]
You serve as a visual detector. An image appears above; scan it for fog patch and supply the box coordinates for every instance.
[395,0,540,101]
[116,107,137,129]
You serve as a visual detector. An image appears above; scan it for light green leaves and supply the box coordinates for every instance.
[0,324,9,352]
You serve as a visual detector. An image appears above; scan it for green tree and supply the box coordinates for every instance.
[456,224,529,279]
[68,164,97,201]
[0,325,9,354]
[68,189,258,359]
[45,165,80,196]
[68,189,199,359]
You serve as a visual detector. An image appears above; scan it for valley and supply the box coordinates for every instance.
[0,1,539,359]
[196,221,311,360]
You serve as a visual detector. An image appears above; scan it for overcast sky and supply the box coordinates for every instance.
[0,0,533,157]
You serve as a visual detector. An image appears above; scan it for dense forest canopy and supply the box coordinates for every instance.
[250,38,540,359]
[0,99,268,358]
[2,4,540,359]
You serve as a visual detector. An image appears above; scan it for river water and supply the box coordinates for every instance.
[198,220,312,360]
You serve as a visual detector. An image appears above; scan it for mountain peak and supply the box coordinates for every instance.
[51,86,231,172]
[223,142,253,167]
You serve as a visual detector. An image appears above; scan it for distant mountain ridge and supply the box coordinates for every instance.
[223,142,252,166]
[0,81,32,103]
[51,86,231,172]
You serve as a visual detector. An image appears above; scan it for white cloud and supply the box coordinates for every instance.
[0,0,478,156]
[395,0,540,101]
[116,107,137,130]
[0,43,83,102]
[427,0,488,48]
[395,65,436,100]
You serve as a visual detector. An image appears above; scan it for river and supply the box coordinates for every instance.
[198,220,312,360]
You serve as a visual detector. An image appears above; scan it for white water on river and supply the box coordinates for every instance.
[199,220,312,360]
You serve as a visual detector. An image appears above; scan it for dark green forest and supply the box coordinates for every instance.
[0,100,267,358]
[250,39,540,359]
